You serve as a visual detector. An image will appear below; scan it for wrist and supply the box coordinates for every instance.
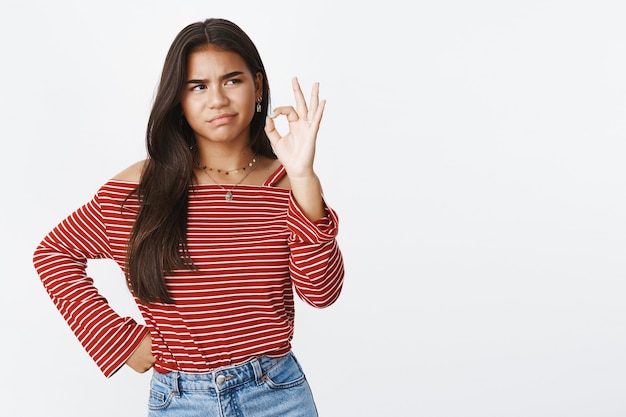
[286,173,319,188]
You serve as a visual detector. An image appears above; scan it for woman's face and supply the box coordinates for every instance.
[180,45,262,147]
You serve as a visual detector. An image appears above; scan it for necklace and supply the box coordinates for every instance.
[202,156,257,175]
[199,155,259,201]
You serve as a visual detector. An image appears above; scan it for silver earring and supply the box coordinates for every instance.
[256,98,262,113]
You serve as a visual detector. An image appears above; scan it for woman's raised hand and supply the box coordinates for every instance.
[264,77,326,180]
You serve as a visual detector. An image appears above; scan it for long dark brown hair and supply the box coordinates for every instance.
[126,18,275,304]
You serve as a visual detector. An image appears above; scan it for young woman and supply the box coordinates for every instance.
[33,18,344,417]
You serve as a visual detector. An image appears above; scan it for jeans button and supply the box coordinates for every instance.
[216,374,226,385]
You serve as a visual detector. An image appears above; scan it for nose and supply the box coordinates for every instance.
[206,86,229,108]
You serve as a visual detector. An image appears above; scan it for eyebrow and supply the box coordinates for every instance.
[186,71,245,85]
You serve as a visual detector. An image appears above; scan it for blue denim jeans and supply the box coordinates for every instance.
[146,351,318,417]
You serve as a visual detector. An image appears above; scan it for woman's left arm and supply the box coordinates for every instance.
[264,77,327,222]
[265,77,344,306]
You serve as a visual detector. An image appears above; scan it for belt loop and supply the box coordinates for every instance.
[171,371,181,397]
[251,357,264,384]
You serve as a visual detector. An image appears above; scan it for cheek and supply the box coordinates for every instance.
[180,100,201,120]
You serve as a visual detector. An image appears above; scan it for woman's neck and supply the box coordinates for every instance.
[195,145,256,173]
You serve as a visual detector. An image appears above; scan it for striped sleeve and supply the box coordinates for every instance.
[286,195,345,308]
[32,188,148,377]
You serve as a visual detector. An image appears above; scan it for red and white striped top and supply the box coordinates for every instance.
[33,165,344,377]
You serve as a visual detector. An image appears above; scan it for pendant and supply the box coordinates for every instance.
[225,191,233,201]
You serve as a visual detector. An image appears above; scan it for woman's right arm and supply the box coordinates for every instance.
[32,186,149,377]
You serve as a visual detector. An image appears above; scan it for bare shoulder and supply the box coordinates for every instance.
[112,160,147,182]
[257,157,290,189]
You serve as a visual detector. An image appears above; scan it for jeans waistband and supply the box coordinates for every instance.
[151,353,290,393]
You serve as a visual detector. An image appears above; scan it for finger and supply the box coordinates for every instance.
[271,105,300,123]
[264,116,281,146]
[308,99,326,128]
[306,82,320,121]
[291,77,309,116]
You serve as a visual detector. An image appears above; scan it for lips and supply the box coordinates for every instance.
[208,113,235,125]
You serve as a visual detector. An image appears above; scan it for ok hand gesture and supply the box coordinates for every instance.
[264,77,326,180]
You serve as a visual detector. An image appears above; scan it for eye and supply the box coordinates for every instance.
[224,78,241,87]
[191,84,206,91]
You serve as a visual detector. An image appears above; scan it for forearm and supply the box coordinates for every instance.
[286,197,345,308]
[291,239,344,308]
